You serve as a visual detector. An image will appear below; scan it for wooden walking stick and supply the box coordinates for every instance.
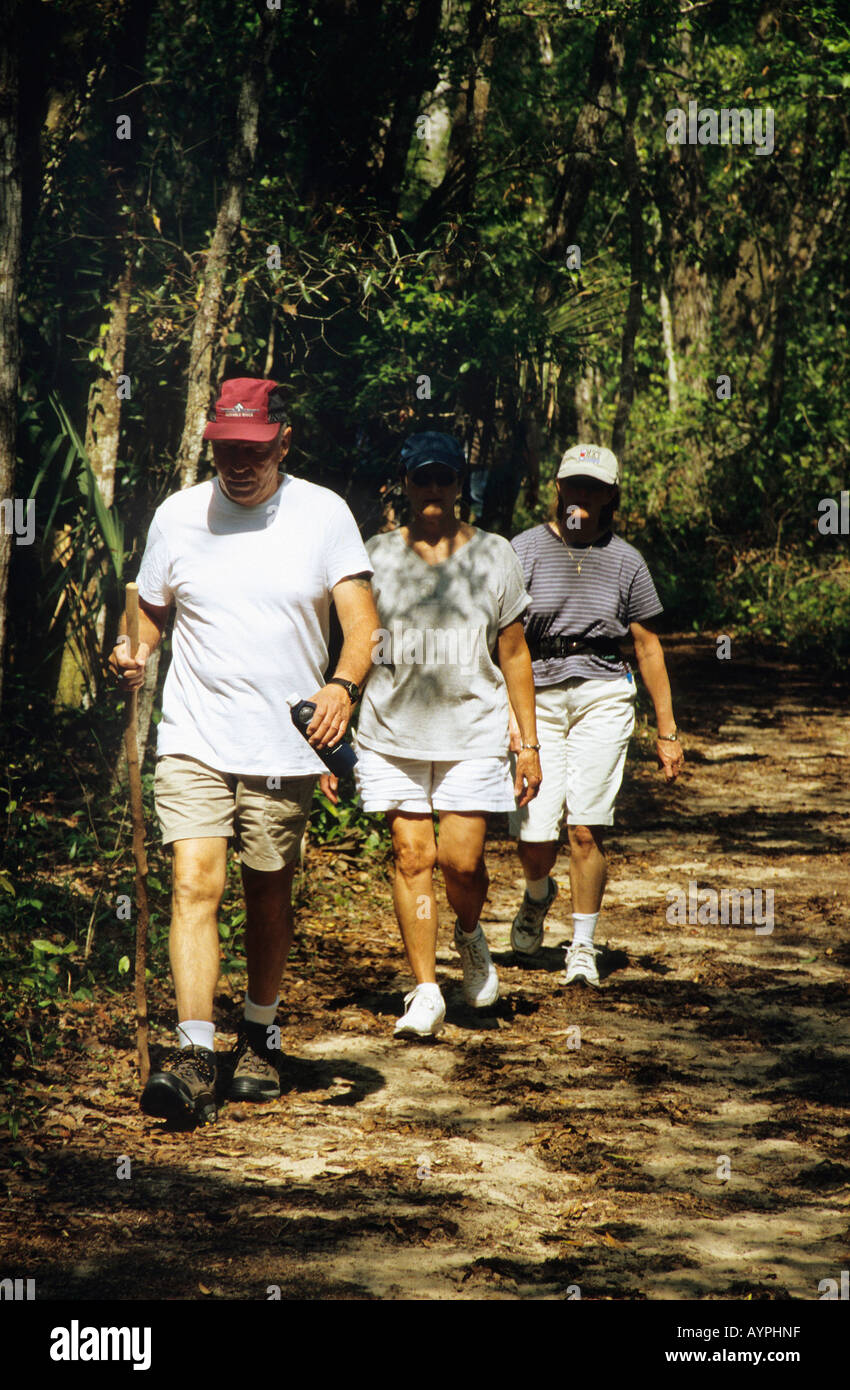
[123,581,151,1085]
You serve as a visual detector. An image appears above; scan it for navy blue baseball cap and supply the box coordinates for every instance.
[400,431,466,475]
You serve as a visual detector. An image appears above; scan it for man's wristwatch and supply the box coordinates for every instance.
[328,677,360,705]
[657,728,680,741]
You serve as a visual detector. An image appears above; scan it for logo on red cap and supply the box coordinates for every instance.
[203,379,282,441]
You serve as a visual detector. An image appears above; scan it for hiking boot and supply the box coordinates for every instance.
[563,941,601,988]
[140,1045,217,1126]
[394,983,446,1039]
[228,1020,282,1102]
[454,921,499,1008]
[510,877,559,956]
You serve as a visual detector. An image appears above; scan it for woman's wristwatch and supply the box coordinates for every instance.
[657,728,680,741]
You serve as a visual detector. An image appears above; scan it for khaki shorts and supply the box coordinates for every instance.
[153,755,315,871]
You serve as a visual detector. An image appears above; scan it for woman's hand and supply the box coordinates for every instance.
[514,749,542,807]
[656,737,684,782]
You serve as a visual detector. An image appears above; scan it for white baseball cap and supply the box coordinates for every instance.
[557,443,619,486]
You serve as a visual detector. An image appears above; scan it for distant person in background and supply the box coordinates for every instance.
[508,444,684,987]
[352,431,542,1038]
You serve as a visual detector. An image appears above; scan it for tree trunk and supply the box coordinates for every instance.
[374,0,443,214]
[0,0,23,718]
[659,283,679,413]
[765,106,841,437]
[656,28,711,406]
[175,13,277,490]
[611,36,647,460]
[55,257,134,708]
[539,21,625,280]
[574,362,601,441]
[53,0,155,710]
[480,368,536,538]
[413,0,499,242]
[525,17,624,498]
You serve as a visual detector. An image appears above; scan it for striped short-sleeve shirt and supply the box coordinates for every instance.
[510,524,663,685]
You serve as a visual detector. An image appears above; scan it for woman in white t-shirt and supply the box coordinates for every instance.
[508,444,684,987]
[353,432,542,1039]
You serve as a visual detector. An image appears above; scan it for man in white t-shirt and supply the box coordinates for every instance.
[110,378,378,1126]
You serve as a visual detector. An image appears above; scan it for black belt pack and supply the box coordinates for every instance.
[529,633,623,663]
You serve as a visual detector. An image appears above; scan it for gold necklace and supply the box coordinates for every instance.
[562,534,593,574]
[551,522,596,573]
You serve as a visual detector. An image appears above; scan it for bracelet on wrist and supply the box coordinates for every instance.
[520,741,541,751]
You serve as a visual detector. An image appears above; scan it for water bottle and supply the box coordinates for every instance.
[287,693,358,777]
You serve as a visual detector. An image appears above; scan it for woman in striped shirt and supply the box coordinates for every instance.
[507,444,684,987]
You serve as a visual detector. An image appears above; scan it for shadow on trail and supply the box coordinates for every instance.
[281,1056,385,1107]
[24,1149,468,1300]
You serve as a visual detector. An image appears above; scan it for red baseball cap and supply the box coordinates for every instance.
[203,378,283,442]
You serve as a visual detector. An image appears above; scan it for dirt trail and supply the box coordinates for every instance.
[3,640,849,1300]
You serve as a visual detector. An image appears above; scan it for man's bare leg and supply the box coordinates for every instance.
[242,862,298,1006]
[169,837,228,1023]
[141,837,226,1123]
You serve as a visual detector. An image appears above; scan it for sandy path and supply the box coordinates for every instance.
[4,641,849,1300]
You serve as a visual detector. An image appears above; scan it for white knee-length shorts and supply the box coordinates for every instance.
[508,674,636,840]
[354,746,517,814]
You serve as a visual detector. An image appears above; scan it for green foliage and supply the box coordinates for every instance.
[11,0,850,675]
[309,791,385,855]
[47,395,126,584]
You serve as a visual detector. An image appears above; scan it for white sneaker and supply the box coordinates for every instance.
[454,922,500,1008]
[394,983,446,1038]
[510,877,559,955]
[564,941,601,988]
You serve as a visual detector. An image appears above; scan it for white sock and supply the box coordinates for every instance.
[571,912,599,949]
[244,993,280,1026]
[177,1019,215,1051]
[525,875,550,902]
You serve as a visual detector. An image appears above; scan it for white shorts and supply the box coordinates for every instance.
[508,674,636,840]
[354,746,517,814]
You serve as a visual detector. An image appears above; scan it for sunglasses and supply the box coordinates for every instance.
[409,464,458,488]
[559,475,610,493]
[213,440,277,457]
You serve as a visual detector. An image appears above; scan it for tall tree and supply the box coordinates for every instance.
[175,6,278,489]
[538,20,625,285]
[413,0,500,242]
[653,25,712,411]
[0,0,23,717]
[55,0,156,708]
[611,32,649,459]
[373,0,444,214]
